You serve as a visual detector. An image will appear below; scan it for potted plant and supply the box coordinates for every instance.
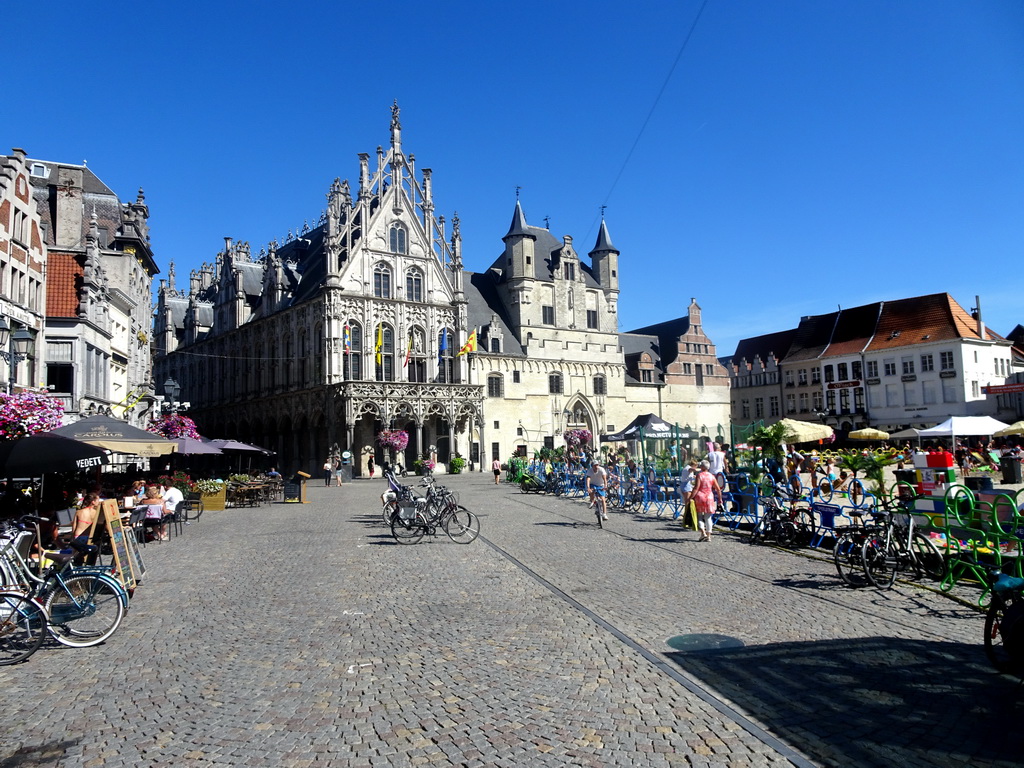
[412,456,436,476]
[448,454,466,475]
[193,478,226,511]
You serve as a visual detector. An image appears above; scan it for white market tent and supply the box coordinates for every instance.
[918,416,1010,439]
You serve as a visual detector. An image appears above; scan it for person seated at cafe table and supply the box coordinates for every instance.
[142,485,171,542]
[161,482,184,528]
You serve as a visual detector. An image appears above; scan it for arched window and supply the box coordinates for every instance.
[548,372,563,395]
[373,263,392,298]
[405,268,423,302]
[437,328,454,383]
[389,223,407,254]
[487,374,504,398]
[345,321,363,380]
[593,375,607,395]
[375,324,395,381]
[406,326,426,383]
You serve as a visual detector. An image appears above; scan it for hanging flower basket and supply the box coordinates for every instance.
[0,393,64,440]
[148,413,201,440]
[376,429,409,453]
[563,428,592,449]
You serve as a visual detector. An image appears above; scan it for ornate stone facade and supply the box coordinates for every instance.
[154,106,731,474]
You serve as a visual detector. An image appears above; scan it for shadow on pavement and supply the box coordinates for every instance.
[667,636,1024,767]
[1,740,81,768]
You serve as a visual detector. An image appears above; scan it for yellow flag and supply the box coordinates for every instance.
[457,329,477,357]
[375,324,383,365]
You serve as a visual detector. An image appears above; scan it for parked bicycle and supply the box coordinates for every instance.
[388,476,480,545]
[750,492,816,548]
[859,499,946,589]
[983,566,1024,674]
[0,516,127,647]
[0,590,48,666]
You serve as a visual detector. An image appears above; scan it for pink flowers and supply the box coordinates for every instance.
[148,414,201,439]
[376,429,409,452]
[0,393,64,440]
[564,428,592,448]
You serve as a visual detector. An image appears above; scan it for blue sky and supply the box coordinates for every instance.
[8,1,1023,355]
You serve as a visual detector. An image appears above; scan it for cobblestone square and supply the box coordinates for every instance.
[2,474,1022,767]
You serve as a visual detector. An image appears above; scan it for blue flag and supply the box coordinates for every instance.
[438,329,448,364]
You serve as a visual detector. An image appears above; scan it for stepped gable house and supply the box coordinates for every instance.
[154,105,730,474]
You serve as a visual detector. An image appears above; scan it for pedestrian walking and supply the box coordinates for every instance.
[368,456,375,478]
[692,460,723,542]
[492,457,501,484]
[322,459,332,486]
[334,459,344,487]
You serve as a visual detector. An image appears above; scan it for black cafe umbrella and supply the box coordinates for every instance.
[50,414,176,457]
[0,433,110,477]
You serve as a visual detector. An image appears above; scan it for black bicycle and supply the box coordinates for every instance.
[984,568,1024,674]
[860,501,946,589]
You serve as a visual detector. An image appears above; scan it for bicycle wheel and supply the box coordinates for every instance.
[862,536,898,589]
[443,506,480,544]
[791,506,817,547]
[391,511,427,544]
[0,592,47,666]
[775,520,797,548]
[985,593,1024,674]
[595,506,603,528]
[834,532,868,587]
[45,574,125,647]
[816,477,833,503]
[910,531,946,582]
[750,514,770,545]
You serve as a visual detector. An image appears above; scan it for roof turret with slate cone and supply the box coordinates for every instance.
[501,199,536,280]
[589,217,619,291]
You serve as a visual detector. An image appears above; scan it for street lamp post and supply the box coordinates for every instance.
[162,376,189,414]
[0,318,34,394]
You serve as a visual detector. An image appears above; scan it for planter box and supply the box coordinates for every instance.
[200,487,227,511]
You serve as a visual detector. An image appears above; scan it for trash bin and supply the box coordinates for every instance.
[894,469,917,486]
[1000,456,1023,484]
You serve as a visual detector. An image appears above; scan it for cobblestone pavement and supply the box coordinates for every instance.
[3,474,1023,767]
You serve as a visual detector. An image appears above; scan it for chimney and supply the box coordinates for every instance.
[975,295,986,340]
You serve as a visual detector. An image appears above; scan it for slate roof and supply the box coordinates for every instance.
[491,204,602,288]
[820,302,882,358]
[730,329,797,371]
[625,316,690,370]
[619,331,663,384]
[781,312,840,363]
[465,271,526,356]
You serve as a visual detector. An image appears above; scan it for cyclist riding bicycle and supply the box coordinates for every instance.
[586,461,609,521]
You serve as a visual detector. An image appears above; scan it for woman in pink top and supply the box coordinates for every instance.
[691,459,723,542]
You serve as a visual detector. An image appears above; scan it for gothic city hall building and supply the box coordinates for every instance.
[153,105,730,475]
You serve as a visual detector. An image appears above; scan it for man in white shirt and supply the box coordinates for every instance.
[707,443,726,477]
[162,484,184,519]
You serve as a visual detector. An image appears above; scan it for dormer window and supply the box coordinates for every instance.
[30,163,48,178]
[389,223,407,254]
